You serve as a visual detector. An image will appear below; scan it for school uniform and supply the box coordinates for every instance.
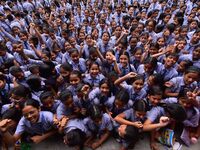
[88,87,115,109]
[185,42,200,54]
[97,40,114,55]
[85,113,113,136]
[64,118,90,137]
[118,63,136,77]
[68,58,86,73]
[0,83,14,105]
[41,100,61,114]
[181,107,199,146]
[15,111,55,136]
[160,67,178,81]
[83,73,105,87]
[62,52,72,64]
[122,84,147,105]
[168,76,198,94]
[101,60,115,76]
[146,106,165,123]
[56,102,75,120]
[0,52,14,65]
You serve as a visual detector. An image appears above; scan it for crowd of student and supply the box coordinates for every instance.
[0,0,200,150]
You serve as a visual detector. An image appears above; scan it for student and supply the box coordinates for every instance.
[63,118,90,150]
[0,99,57,146]
[115,73,147,106]
[143,103,187,150]
[117,51,136,77]
[9,66,30,87]
[68,48,86,73]
[56,63,72,92]
[143,74,164,93]
[1,85,30,115]
[85,105,113,149]
[130,46,143,70]
[178,91,199,146]
[115,100,146,127]
[96,45,120,77]
[66,71,82,96]
[83,62,105,88]
[114,100,148,150]
[165,66,199,97]
[117,124,139,150]
[56,89,76,120]
[40,91,61,114]
[1,108,22,149]
[0,74,14,106]
[108,89,130,118]
[160,53,178,82]
[88,78,115,111]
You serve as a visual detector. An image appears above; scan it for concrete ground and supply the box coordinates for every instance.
[2,133,200,150]
[28,134,200,150]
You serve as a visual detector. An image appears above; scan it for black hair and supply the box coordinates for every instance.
[40,91,53,102]
[26,75,41,91]
[2,107,22,122]
[163,103,187,122]
[0,74,6,81]
[184,66,200,76]
[124,125,139,141]
[88,105,102,120]
[88,62,100,70]
[70,70,82,80]
[148,86,163,96]
[11,85,30,98]
[68,48,79,56]
[115,89,129,104]
[60,63,72,72]
[59,90,73,103]
[143,57,158,69]
[133,100,148,112]
[9,66,23,76]
[64,129,86,148]
[24,99,40,109]
[0,41,8,51]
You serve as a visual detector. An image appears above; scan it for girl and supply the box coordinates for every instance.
[108,89,130,118]
[176,60,193,76]
[143,74,164,93]
[178,92,199,146]
[114,73,147,106]
[138,57,163,81]
[114,100,148,150]
[130,47,143,70]
[96,45,120,77]
[68,48,86,73]
[0,99,57,146]
[115,100,148,128]
[83,62,105,88]
[56,63,72,92]
[88,78,115,111]
[62,41,72,64]
[66,71,82,96]
[143,103,187,150]
[85,105,113,149]
[80,34,94,59]
[97,32,114,55]
[156,37,166,50]
[63,118,90,150]
[118,51,136,77]
[165,66,199,97]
